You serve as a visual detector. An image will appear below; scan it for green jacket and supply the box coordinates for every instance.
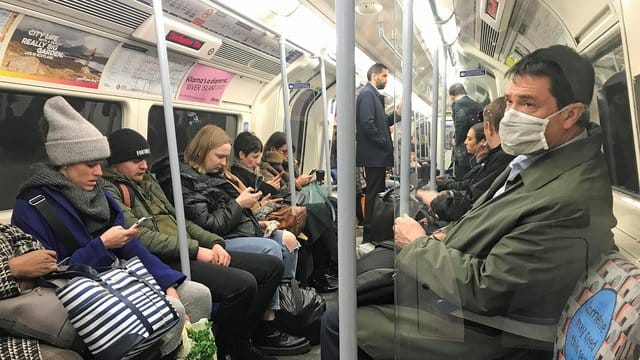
[397,128,616,321]
[102,168,225,261]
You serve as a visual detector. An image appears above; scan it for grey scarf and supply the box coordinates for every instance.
[20,163,111,235]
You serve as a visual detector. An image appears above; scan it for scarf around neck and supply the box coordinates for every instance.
[20,163,111,235]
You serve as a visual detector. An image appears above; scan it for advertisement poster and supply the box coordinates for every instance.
[178,64,235,104]
[100,43,193,96]
[0,16,119,88]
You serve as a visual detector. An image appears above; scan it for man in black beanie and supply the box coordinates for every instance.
[103,128,310,359]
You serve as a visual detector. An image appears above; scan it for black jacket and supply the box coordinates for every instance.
[430,145,514,221]
[356,83,399,167]
[153,158,262,239]
[452,95,483,145]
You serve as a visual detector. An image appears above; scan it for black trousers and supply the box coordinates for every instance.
[168,251,283,347]
[363,166,387,243]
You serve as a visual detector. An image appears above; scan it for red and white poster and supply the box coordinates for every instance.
[178,63,235,104]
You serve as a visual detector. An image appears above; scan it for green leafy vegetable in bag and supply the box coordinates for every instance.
[185,319,216,360]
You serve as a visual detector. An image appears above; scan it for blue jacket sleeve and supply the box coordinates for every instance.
[118,239,186,291]
[11,199,116,268]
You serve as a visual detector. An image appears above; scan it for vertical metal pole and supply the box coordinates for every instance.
[151,0,190,278]
[430,48,440,190]
[399,0,413,214]
[319,53,332,182]
[439,49,447,176]
[336,0,357,358]
[279,37,297,202]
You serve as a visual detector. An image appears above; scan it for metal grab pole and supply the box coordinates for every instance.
[151,0,190,278]
[430,48,440,190]
[279,37,297,202]
[439,50,447,176]
[399,0,414,215]
[336,0,357,359]
[318,52,332,182]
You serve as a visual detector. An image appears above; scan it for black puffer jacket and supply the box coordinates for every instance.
[430,145,514,221]
[153,157,262,239]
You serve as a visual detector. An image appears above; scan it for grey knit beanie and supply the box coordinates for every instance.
[43,96,110,166]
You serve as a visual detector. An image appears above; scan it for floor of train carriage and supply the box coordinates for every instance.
[282,225,362,359]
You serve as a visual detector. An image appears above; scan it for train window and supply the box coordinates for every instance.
[147,106,238,166]
[592,44,640,194]
[0,91,122,211]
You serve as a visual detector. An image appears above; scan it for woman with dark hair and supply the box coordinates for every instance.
[260,131,339,293]
[417,96,515,222]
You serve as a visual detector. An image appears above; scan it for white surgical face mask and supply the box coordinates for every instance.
[499,107,566,155]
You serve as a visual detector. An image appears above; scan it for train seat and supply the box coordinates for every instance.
[434,251,640,357]
[554,251,640,359]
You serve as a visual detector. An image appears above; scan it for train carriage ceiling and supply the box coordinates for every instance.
[2,0,622,105]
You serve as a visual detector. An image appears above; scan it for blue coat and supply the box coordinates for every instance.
[356,82,399,167]
[11,187,185,291]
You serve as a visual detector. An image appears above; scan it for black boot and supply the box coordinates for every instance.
[252,320,311,356]
[309,273,338,293]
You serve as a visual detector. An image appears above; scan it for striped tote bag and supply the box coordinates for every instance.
[56,257,179,360]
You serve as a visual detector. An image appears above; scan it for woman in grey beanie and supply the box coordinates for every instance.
[11,96,211,358]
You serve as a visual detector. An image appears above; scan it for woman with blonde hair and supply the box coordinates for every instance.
[154,124,310,356]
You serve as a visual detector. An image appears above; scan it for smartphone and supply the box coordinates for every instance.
[131,216,152,229]
[253,175,264,192]
[307,169,317,175]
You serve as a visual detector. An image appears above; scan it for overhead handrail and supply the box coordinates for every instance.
[209,0,314,56]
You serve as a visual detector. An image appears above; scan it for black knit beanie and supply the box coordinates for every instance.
[107,128,151,165]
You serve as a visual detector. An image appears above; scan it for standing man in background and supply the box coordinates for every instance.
[449,83,483,179]
[356,63,400,243]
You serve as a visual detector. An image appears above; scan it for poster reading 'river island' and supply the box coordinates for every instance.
[0,16,119,88]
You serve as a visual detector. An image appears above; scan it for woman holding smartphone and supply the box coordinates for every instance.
[235,131,338,293]
[11,97,210,357]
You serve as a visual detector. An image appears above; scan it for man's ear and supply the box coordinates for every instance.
[238,151,246,160]
[561,103,585,130]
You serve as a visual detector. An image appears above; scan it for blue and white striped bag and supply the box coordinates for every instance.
[56,257,179,360]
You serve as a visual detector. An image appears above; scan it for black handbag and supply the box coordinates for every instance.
[366,189,397,244]
[276,279,326,345]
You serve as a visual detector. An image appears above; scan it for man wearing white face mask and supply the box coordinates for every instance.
[321,44,617,360]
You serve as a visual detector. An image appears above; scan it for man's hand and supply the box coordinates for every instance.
[8,249,58,278]
[394,214,426,249]
[211,244,230,267]
[416,189,441,207]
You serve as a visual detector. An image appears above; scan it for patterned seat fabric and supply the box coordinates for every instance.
[555,252,640,359]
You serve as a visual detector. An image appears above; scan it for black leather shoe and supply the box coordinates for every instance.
[309,274,338,293]
[253,328,311,356]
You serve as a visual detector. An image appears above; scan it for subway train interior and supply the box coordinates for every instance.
[0,0,639,359]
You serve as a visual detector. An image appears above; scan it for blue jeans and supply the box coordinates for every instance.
[225,231,298,309]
